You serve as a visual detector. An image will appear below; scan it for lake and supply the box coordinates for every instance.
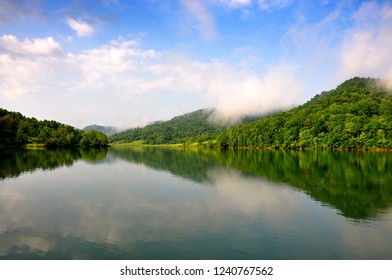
[1,147,392,259]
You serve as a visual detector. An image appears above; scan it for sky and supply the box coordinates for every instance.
[1,0,392,129]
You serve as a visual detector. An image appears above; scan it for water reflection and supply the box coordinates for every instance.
[0,148,108,179]
[1,147,392,259]
[109,147,392,220]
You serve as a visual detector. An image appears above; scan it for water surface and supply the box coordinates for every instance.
[1,147,392,259]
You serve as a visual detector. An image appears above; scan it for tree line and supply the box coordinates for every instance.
[0,109,108,147]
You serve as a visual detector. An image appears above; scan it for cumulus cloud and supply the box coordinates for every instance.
[0,35,62,57]
[67,18,95,37]
[0,35,65,99]
[72,39,158,93]
[0,35,159,100]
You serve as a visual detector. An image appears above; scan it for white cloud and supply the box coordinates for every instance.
[0,35,62,57]
[209,64,303,123]
[337,1,392,88]
[67,18,95,37]
[72,39,158,92]
[280,1,392,94]
[0,33,305,127]
[9,1,392,128]
[0,35,65,99]
[3,1,392,129]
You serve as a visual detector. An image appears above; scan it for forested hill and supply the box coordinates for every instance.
[109,109,224,144]
[216,77,392,149]
[0,109,108,147]
[83,124,118,136]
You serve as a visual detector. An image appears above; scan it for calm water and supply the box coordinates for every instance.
[1,147,392,259]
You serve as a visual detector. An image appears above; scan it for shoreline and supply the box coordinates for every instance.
[109,141,392,152]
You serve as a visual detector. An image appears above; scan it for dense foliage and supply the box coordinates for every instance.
[109,109,224,144]
[0,109,108,147]
[216,77,392,149]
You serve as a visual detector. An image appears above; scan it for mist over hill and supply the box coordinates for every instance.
[109,77,392,150]
[216,77,392,149]
[109,109,225,144]
[83,125,119,137]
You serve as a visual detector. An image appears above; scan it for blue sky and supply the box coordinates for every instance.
[1,0,392,128]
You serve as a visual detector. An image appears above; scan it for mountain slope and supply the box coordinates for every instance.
[216,77,392,149]
[109,109,224,144]
[83,125,118,136]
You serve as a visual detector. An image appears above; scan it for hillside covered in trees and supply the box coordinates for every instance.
[109,109,225,144]
[216,77,392,149]
[110,77,392,150]
[0,109,108,147]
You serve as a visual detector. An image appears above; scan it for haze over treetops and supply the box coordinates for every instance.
[216,77,392,149]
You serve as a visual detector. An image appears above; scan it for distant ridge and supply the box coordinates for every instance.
[83,125,119,136]
[109,109,224,144]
